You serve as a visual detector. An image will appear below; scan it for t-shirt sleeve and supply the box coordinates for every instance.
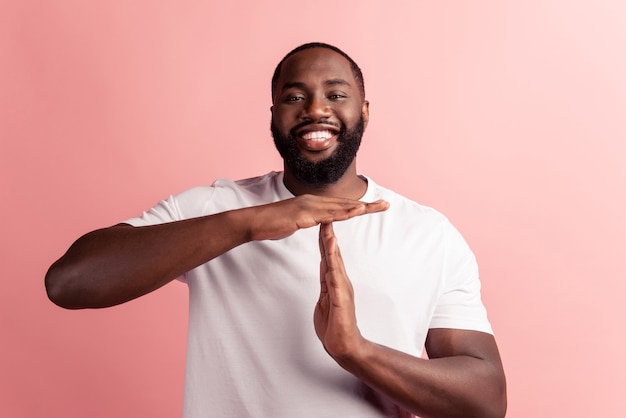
[121,187,218,284]
[123,186,216,227]
[429,220,493,334]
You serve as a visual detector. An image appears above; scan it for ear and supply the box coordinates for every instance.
[361,100,370,129]
[270,105,274,114]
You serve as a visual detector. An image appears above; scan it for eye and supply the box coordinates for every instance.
[285,95,304,103]
[328,93,347,100]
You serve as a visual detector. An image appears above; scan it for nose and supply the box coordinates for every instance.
[301,95,331,121]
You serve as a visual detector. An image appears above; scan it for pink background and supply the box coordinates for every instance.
[2,1,625,416]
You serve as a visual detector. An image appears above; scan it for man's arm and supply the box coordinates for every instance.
[314,223,506,418]
[45,195,389,309]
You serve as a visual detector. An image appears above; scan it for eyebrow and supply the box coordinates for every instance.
[324,79,351,88]
[281,79,352,91]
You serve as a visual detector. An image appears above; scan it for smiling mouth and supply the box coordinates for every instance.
[300,130,335,141]
[295,128,339,152]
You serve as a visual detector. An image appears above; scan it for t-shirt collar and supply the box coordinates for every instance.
[274,171,376,202]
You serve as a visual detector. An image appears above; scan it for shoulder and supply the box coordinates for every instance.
[211,171,285,205]
[175,171,281,200]
[363,175,450,227]
[180,171,286,214]
[359,176,474,255]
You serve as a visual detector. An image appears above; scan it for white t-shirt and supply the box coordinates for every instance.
[125,171,492,418]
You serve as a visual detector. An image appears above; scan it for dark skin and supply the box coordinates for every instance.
[46,47,506,417]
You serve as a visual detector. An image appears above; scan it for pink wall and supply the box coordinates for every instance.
[2,1,625,416]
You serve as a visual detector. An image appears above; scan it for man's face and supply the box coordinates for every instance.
[271,48,369,186]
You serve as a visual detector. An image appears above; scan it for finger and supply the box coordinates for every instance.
[363,199,390,214]
[319,223,335,265]
[318,224,326,259]
[318,224,330,298]
[321,228,348,302]
[320,222,339,272]
[317,204,365,223]
[321,224,355,302]
[318,260,328,294]
[320,199,389,223]
[319,224,341,299]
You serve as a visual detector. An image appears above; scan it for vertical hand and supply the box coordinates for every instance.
[314,222,365,361]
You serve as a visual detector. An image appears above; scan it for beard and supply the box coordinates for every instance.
[271,116,364,187]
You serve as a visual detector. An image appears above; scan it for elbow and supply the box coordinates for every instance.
[453,387,506,418]
[461,389,506,418]
[480,349,507,418]
[45,262,86,309]
[461,361,507,418]
[482,373,507,418]
[495,387,508,418]
[484,394,507,418]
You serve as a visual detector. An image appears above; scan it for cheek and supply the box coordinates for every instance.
[273,108,298,129]
[340,109,362,127]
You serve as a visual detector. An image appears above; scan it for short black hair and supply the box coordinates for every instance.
[271,42,365,101]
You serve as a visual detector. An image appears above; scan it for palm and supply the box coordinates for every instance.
[314,223,362,360]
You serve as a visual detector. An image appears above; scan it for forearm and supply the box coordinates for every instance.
[337,338,506,418]
[45,209,250,309]
[46,195,389,309]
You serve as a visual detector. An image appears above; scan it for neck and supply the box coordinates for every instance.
[282,162,367,200]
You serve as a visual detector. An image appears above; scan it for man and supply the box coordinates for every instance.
[46,42,506,417]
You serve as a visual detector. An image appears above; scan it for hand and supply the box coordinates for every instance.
[246,194,388,241]
[314,222,366,361]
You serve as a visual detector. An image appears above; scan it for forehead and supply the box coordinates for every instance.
[276,48,356,90]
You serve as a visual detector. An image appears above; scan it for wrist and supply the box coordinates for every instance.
[332,335,374,372]
[222,208,254,244]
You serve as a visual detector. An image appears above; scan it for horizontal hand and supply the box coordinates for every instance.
[246,195,388,241]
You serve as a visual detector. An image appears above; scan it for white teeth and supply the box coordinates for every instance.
[302,130,333,141]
